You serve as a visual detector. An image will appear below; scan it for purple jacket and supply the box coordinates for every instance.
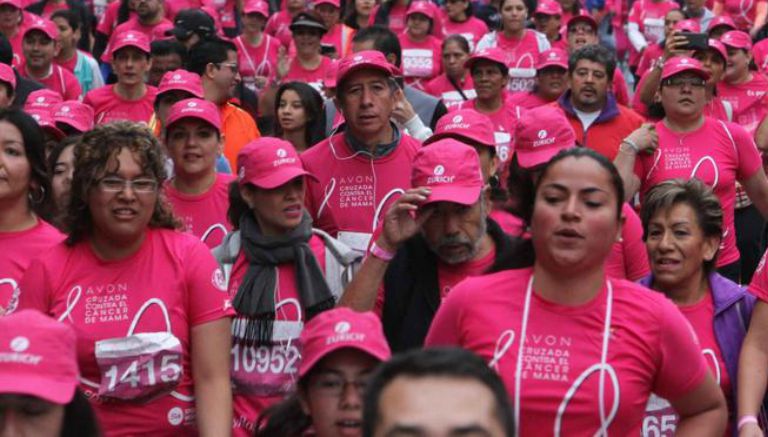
[639,272,756,421]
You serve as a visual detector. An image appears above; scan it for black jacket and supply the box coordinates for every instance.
[382,218,534,352]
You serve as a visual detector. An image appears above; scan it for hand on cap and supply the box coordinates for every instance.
[390,87,417,125]
[377,187,434,252]
[624,123,658,155]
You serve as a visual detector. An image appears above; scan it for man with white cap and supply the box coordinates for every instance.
[340,139,534,351]
[301,50,422,255]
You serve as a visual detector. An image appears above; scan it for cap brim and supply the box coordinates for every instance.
[289,22,327,33]
[338,63,395,87]
[568,16,597,28]
[423,131,494,148]
[517,149,561,169]
[244,168,318,189]
[166,113,221,132]
[0,374,76,405]
[465,57,507,72]
[422,185,482,206]
[537,62,568,71]
[662,66,710,81]
[165,27,193,39]
[298,343,389,379]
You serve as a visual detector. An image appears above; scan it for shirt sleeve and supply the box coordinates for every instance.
[651,297,710,400]
[16,258,52,314]
[749,250,768,301]
[728,122,762,181]
[424,280,468,346]
[184,240,235,326]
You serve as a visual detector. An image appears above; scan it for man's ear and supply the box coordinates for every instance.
[204,62,217,79]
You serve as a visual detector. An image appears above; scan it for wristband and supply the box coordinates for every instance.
[738,415,759,431]
[621,139,640,154]
[369,242,395,262]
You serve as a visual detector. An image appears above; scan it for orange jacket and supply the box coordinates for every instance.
[555,92,644,160]
[220,101,261,169]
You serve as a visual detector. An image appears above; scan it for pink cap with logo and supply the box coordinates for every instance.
[0,0,21,9]
[661,56,709,80]
[537,48,568,70]
[673,19,700,33]
[411,139,484,206]
[720,30,751,50]
[535,0,563,16]
[53,101,94,133]
[109,30,151,59]
[237,137,317,189]
[27,109,65,140]
[406,1,435,19]
[424,109,496,148]
[708,15,736,32]
[314,0,341,8]
[243,0,270,16]
[298,307,391,378]
[158,69,204,98]
[706,38,728,62]
[0,63,15,90]
[24,88,63,111]
[23,17,58,40]
[0,309,78,405]
[336,50,399,86]
[465,47,508,71]
[166,98,222,131]
[567,11,597,30]
[515,106,576,169]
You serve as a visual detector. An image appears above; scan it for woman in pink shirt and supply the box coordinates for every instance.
[0,109,62,317]
[214,138,356,436]
[475,0,550,94]
[440,0,488,50]
[275,81,326,152]
[424,35,476,109]
[369,0,410,34]
[615,56,768,282]
[265,0,306,48]
[281,12,334,95]
[17,122,234,436]
[398,1,443,89]
[714,0,768,34]
[426,147,728,435]
[235,0,281,94]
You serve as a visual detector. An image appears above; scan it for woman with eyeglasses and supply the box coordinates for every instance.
[254,307,391,437]
[614,56,768,283]
[0,109,62,317]
[17,122,234,436]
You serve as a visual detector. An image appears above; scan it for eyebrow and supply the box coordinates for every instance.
[383,424,494,437]
[540,183,609,196]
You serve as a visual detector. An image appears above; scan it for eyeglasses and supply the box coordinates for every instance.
[98,177,158,193]
[216,62,239,73]
[568,24,595,34]
[662,77,707,88]
[309,374,369,398]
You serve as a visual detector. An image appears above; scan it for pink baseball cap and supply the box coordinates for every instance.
[298,307,391,379]
[705,38,728,62]
[537,48,568,70]
[567,11,597,30]
[424,109,496,148]
[515,106,576,169]
[237,137,317,189]
[406,1,435,19]
[661,56,709,80]
[28,109,65,140]
[158,69,204,98]
[243,0,270,16]
[23,17,58,40]
[465,47,508,72]
[411,139,484,206]
[0,63,15,91]
[314,0,341,8]
[720,30,751,50]
[708,15,736,33]
[336,50,399,87]
[24,88,63,111]
[0,310,78,405]
[0,0,21,9]
[673,19,700,33]
[109,30,151,59]
[535,0,562,16]
[166,98,222,131]
[53,101,94,133]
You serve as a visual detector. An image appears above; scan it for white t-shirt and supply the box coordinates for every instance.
[574,108,601,131]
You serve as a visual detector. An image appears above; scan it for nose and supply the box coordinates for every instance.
[339,382,363,410]
[443,211,462,236]
[0,410,22,437]
[360,86,374,107]
[657,230,675,251]
[561,196,581,221]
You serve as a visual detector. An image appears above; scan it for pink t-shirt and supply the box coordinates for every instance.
[440,15,489,50]
[437,245,496,298]
[606,203,650,281]
[234,34,281,93]
[717,73,768,136]
[97,1,132,36]
[506,90,552,109]
[423,73,476,109]
[399,34,443,88]
[301,132,421,250]
[164,174,235,249]
[0,220,63,316]
[425,268,709,436]
[633,117,762,267]
[753,39,768,74]
[228,234,326,437]
[7,24,28,68]
[20,63,82,101]
[642,291,732,437]
[41,1,68,18]
[103,16,173,62]
[488,30,546,94]
[162,0,202,21]
[84,84,159,125]
[367,2,408,34]
[265,10,297,48]
[628,0,679,45]
[489,209,526,237]
[17,229,234,436]
[455,93,521,165]
[636,43,663,78]
[283,56,333,95]
[719,0,767,30]
[321,23,355,58]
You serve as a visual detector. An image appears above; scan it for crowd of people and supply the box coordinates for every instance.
[4,0,768,434]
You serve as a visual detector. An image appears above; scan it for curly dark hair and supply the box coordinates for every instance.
[63,122,180,245]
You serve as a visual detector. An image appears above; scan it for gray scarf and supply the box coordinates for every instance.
[233,211,335,345]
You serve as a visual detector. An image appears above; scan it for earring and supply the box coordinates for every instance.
[28,185,45,204]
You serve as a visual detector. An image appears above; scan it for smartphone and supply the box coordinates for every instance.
[679,32,709,51]
[320,44,336,57]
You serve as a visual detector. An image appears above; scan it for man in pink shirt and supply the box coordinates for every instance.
[301,50,422,252]
[339,138,534,351]
[83,30,158,124]
[107,0,173,56]
[19,17,81,101]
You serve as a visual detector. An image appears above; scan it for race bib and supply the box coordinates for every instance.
[643,18,665,43]
[508,68,536,93]
[642,394,678,437]
[494,131,512,163]
[402,49,435,78]
[337,231,373,254]
[441,89,477,108]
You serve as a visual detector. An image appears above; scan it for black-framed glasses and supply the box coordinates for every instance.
[662,77,707,88]
[98,177,158,193]
[308,374,370,398]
